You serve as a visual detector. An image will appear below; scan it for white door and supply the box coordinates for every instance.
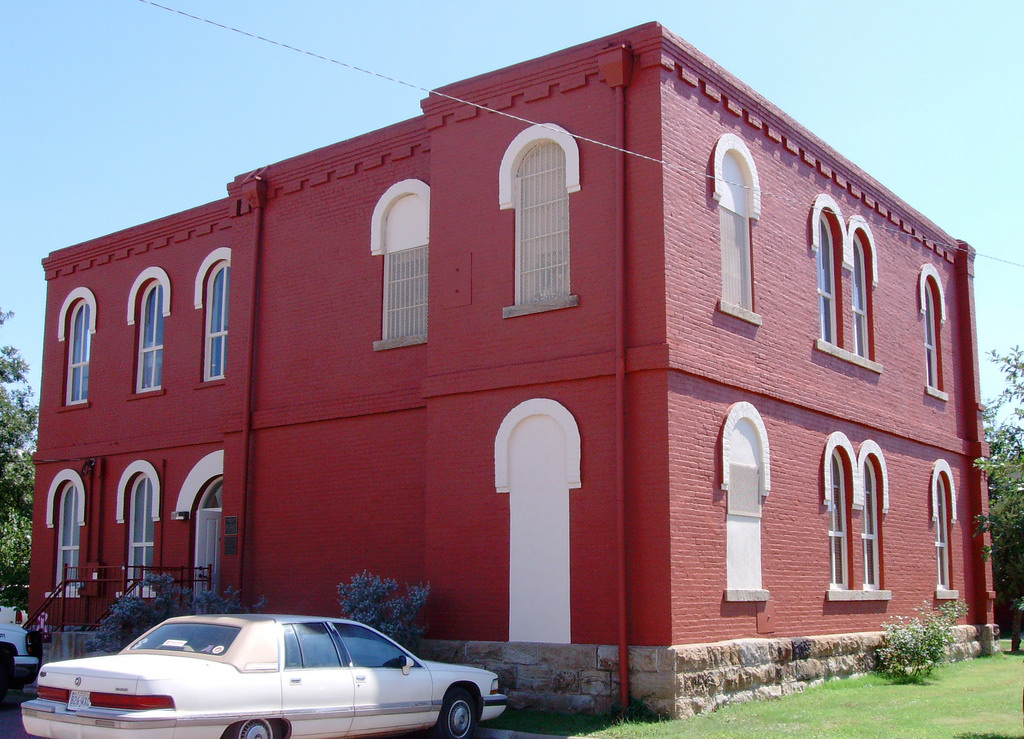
[195,507,221,592]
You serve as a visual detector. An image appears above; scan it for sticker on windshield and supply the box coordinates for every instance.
[161,639,188,648]
[212,645,225,654]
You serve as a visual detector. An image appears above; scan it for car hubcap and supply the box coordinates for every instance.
[239,719,272,739]
[448,699,471,738]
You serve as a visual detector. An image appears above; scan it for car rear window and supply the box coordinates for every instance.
[130,623,240,655]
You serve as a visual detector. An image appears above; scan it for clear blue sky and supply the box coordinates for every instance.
[2,0,1021,405]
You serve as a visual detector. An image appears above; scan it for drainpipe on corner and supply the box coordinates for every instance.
[238,168,268,602]
[598,43,633,709]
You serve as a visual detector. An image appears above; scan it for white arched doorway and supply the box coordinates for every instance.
[495,399,581,643]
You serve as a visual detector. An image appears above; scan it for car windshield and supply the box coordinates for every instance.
[129,623,240,655]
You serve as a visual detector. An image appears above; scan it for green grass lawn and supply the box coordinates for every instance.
[487,647,1024,738]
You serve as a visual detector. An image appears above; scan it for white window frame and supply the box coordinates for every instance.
[931,460,958,594]
[56,483,82,593]
[58,287,97,406]
[852,239,869,359]
[713,134,761,316]
[817,217,838,344]
[499,124,580,317]
[370,180,430,348]
[137,282,165,392]
[919,264,947,397]
[128,476,155,577]
[861,462,880,589]
[827,452,849,589]
[67,301,91,404]
[205,262,230,380]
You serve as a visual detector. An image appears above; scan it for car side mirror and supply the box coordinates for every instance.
[401,655,413,676]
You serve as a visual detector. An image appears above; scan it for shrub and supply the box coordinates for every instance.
[337,570,429,651]
[87,574,260,653]
[875,600,969,682]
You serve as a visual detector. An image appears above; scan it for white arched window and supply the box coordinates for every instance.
[713,134,761,315]
[919,265,947,396]
[371,180,430,347]
[931,460,958,595]
[128,477,156,577]
[68,301,92,404]
[138,283,165,391]
[58,287,97,406]
[56,482,83,592]
[499,124,580,315]
[811,197,847,346]
[848,218,877,361]
[720,402,771,601]
[823,432,857,591]
[194,249,231,381]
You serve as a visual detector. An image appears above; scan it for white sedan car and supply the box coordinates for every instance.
[22,614,507,739]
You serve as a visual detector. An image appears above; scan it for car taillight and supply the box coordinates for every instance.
[37,686,69,702]
[89,692,176,710]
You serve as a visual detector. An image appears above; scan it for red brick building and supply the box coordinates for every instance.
[30,23,993,711]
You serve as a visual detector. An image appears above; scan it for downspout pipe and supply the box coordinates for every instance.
[238,169,268,601]
[598,44,633,709]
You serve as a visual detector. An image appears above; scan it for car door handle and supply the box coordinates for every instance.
[290,678,302,685]
[355,675,366,682]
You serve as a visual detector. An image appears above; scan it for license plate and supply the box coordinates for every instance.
[68,690,91,711]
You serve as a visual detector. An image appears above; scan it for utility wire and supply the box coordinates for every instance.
[134,0,1021,270]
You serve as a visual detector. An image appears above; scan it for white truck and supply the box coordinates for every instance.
[0,622,41,701]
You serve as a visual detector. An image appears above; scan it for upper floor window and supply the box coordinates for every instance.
[128,267,171,394]
[370,180,430,349]
[849,220,877,361]
[139,284,165,391]
[57,287,97,406]
[195,249,231,380]
[713,134,761,317]
[919,264,947,396]
[811,198,846,346]
[499,124,580,316]
[68,302,92,404]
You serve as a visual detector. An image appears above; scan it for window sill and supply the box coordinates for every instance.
[128,388,166,401]
[814,339,883,374]
[503,295,579,319]
[58,401,91,412]
[826,589,892,602]
[373,335,427,351]
[717,299,762,326]
[935,588,959,600]
[195,378,226,390]
[926,386,949,402]
[724,589,770,602]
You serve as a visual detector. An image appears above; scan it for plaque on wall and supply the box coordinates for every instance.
[224,516,238,535]
[224,535,238,556]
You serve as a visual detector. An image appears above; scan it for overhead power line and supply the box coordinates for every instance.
[133,0,1021,270]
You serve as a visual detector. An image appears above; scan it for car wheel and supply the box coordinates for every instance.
[233,718,277,739]
[436,687,477,739]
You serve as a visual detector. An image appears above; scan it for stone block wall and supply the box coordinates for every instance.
[421,624,999,718]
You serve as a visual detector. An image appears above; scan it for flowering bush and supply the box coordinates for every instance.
[87,574,259,653]
[337,570,429,651]
[875,600,968,682]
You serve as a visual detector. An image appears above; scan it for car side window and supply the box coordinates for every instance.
[290,622,343,669]
[333,622,410,669]
[283,625,303,669]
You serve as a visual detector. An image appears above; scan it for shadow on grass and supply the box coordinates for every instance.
[954,734,1020,739]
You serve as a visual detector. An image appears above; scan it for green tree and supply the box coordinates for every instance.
[0,309,37,611]
[975,346,1024,652]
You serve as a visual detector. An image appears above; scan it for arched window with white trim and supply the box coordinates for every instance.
[811,199,846,346]
[931,460,958,596]
[68,301,92,404]
[919,265,946,395]
[195,248,231,380]
[138,282,165,391]
[823,432,857,591]
[851,232,870,359]
[713,135,761,315]
[58,287,97,406]
[499,124,580,315]
[720,402,771,601]
[371,180,430,348]
[128,476,156,578]
[56,482,83,590]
